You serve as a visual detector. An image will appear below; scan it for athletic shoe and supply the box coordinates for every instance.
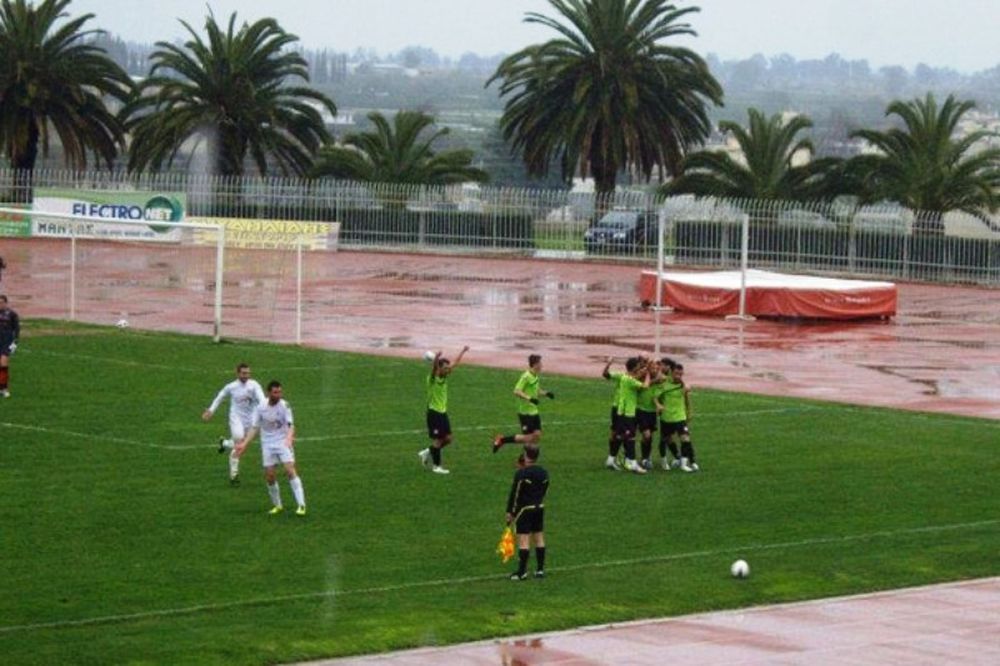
[431,466,450,475]
[534,570,546,579]
[661,458,672,471]
[509,572,528,581]
[1,389,9,398]
[640,458,652,471]
[229,474,240,486]
[295,506,307,516]
[626,460,647,475]
[690,462,700,472]
[605,456,622,471]
[492,435,504,454]
[217,437,227,454]
[679,457,694,473]
[670,459,682,469]
[418,449,431,468]
[268,506,284,516]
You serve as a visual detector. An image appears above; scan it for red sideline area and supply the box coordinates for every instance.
[639,269,898,319]
[305,577,1000,666]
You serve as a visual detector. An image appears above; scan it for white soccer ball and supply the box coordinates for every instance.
[731,559,750,579]
[423,350,436,362]
[115,318,130,329]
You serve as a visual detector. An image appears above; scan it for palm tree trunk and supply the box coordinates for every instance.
[10,119,40,204]
[913,209,945,236]
[589,127,617,219]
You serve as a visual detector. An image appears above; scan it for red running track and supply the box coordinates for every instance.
[2,240,998,419]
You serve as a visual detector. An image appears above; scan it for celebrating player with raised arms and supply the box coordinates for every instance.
[418,345,470,475]
[202,363,266,484]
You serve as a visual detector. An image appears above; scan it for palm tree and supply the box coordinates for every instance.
[847,93,1000,235]
[124,12,336,177]
[663,108,842,203]
[487,0,722,201]
[0,0,132,200]
[310,110,489,185]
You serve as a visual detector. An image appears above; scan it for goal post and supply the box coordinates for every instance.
[0,206,227,342]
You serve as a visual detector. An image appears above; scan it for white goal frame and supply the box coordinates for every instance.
[0,206,227,342]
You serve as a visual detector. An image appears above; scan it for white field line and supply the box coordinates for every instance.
[1,517,996,636]
[1,407,823,451]
[0,421,197,451]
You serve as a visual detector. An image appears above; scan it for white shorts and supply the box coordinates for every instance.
[262,445,295,468]
[229,413,252,441]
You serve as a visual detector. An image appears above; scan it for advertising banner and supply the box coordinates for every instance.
[0,204,31,237]
[32,189,186,242]
[190,217,340,251]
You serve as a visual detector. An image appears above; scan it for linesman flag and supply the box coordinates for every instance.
[497,526,515,563]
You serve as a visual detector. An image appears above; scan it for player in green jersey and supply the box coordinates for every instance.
[493,354,554,453]
[655,361,697,472]
[601,356,624,470]
[613,357,651,474]
[636,358,667,470]
[418,345,469,474]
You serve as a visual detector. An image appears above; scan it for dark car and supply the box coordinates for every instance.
[583,210,656,254]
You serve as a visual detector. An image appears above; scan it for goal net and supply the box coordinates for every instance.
[0,204,341,344]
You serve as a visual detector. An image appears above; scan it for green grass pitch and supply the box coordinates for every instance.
[1,321,998,665]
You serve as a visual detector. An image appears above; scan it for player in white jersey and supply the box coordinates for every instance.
[202,363,266,485]
[239,380,307,516]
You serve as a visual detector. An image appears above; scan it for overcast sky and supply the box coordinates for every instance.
[71,0,998,72]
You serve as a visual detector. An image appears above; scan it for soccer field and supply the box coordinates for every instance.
[2,321,998,665]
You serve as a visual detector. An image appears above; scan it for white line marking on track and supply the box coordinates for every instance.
[2,518,996,635]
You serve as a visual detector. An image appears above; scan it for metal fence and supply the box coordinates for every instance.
[2,168,998,285]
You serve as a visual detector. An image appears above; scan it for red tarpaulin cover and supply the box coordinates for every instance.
[638,269,896,319]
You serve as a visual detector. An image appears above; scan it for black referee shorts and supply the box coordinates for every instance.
[514,507,544,534]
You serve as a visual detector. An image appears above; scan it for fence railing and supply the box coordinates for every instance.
[2,168,998,285]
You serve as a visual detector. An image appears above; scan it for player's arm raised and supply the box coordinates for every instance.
[601,356,614,379]
[450,345,470,369]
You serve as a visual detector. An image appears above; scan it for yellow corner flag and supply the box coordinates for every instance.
[497,526,515,563]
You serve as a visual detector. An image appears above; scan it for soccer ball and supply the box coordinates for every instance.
[730,559,750,579]
[115,318,130,329]
[423,350,436,362]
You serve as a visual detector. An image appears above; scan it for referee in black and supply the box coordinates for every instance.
[506,445,549,580]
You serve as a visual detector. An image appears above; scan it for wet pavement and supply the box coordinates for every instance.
[4,241,999,419]
[304,577,1000,665]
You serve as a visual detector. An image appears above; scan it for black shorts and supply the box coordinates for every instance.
[615,415,637,439]
[0,335,13,357]
[518,414,542,434]
[609,406,619,429]
[660,420,690,439]
[514,507,544,534]
[636,409,657,433]
[426,409,451,439]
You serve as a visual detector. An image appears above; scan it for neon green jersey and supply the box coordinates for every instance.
[656,380,687,422]
[607,371,623,407]
[515,370,540,415]
[616,375,644,417]
[637,380,659,412]
[427,373,448,413]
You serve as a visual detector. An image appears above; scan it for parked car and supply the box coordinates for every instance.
[583,209,656,254]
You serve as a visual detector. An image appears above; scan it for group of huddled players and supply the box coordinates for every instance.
[602,355,697,475]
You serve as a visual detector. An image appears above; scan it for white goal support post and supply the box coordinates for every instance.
[0,206,228,341]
